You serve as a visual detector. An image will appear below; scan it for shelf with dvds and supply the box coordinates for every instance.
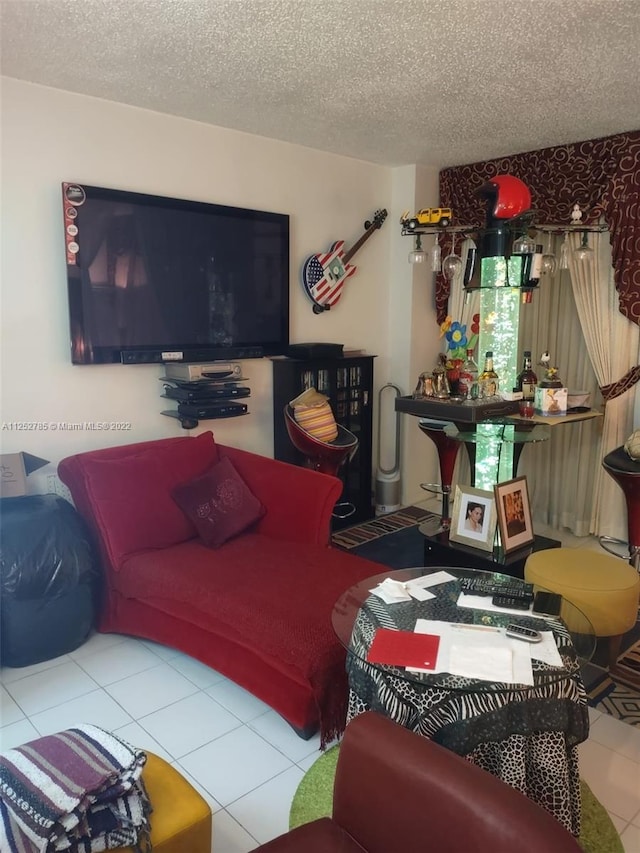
[159,374,251,429]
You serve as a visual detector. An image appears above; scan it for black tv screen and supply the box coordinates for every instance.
[62,182,290,364]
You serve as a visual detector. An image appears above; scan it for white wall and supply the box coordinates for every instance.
[1,78,440,497]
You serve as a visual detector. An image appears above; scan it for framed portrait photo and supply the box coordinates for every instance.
[494,476,535,554]
[449,485,497,552]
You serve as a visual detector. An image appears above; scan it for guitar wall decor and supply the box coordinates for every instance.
[301,208,388,313]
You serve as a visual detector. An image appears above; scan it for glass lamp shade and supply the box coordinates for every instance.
[574,232,594,262]
[512,233,536,255]
[409,234,427,264]
[409,248,427,264]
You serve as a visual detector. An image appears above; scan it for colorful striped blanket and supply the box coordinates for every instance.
[0,724,151,852]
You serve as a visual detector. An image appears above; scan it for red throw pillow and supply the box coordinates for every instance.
[172,456,265,548]
[81,432,219,565]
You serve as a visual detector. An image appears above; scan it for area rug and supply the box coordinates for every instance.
[611,637,640,690]
[290,745,623,853]
[331,505,434,549]
[587,670,640,727]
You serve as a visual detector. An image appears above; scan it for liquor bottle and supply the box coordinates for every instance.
[459,348,479,399]
[516,351,537,401]
[514,237,542,302]
[521,243,543,289]
[479,351,499,399]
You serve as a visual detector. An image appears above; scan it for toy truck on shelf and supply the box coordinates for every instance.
[400,207,453,229]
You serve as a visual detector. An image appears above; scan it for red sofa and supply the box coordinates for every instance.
[58,432,384,746]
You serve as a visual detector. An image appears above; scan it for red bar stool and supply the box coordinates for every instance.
[418,418,461,530]
[284,404,358,518]
[601,445,640,571]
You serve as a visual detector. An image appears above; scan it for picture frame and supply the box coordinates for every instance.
[494,476,535,554]
[449,485,497,552]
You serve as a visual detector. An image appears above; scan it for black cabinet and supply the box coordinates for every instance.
[272,354,375,529]
[422,526,561,580]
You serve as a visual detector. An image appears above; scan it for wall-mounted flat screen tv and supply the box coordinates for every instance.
[62,182,290,364]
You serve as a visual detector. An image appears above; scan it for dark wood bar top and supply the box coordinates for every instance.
[395,395,520,423]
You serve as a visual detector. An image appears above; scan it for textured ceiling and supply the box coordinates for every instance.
[2,0,640,168]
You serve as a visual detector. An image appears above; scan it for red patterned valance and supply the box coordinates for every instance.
[436,130,640,326]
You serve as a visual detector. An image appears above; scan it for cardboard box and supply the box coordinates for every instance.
[0,452,50,497]
[534,386,568,417]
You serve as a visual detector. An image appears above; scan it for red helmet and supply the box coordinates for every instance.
[477,174,532,220]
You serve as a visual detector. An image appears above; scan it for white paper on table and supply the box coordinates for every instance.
[408,571,457,589]
[412,619,534,684]
[457,591,534,618]
[407,585,437,602]
[530,631,564,668]
[409,620,453,673]
[449,644,513,682]
[370,577,435,604]
[507,640,534,685]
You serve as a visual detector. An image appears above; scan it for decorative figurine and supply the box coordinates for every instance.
[400,208,453,230]
[571,204,583,223]
[432,353,451,399]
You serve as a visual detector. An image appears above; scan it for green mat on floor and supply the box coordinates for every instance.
[290,744,622,853]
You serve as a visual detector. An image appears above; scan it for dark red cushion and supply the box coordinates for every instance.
[81,431,219,565]
[172,456,265,548]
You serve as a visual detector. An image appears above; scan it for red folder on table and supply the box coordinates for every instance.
[367,628,440,669]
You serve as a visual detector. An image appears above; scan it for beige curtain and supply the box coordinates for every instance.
[517,240,602,536]
[566,232,640,540]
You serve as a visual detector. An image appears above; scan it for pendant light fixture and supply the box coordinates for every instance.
[574,230,594,262]
[408,234,427,264]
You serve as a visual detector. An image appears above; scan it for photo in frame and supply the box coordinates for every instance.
[494,476,535,554]
[449,485,497,552]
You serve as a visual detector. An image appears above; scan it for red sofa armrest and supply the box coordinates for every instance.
[218,443,342,545]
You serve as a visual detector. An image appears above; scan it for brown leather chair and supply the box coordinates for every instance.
[252,710,581,853]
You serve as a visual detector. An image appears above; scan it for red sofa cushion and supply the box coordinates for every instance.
[172,456,265,548]
[81,431,219,566]
[116,534,381,740]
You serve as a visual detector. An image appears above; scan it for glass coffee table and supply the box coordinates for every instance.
[332,566,595,837]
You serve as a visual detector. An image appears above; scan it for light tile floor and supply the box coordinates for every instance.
[1,522,639,852]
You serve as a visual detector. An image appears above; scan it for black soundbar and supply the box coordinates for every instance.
[121,347,264,364]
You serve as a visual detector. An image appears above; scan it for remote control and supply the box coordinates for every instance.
[460,577,534,602]
[492,594,531,610]
[505,624,542,643]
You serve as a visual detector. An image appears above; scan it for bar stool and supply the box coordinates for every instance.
[284,404,358,518]
[417,418,461,529]
[600,445,640,571]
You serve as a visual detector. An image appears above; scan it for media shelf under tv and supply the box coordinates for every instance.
[159,374,251,429]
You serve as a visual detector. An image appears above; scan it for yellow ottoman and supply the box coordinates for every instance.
[525,548,640,669]
[119,752,212,853]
